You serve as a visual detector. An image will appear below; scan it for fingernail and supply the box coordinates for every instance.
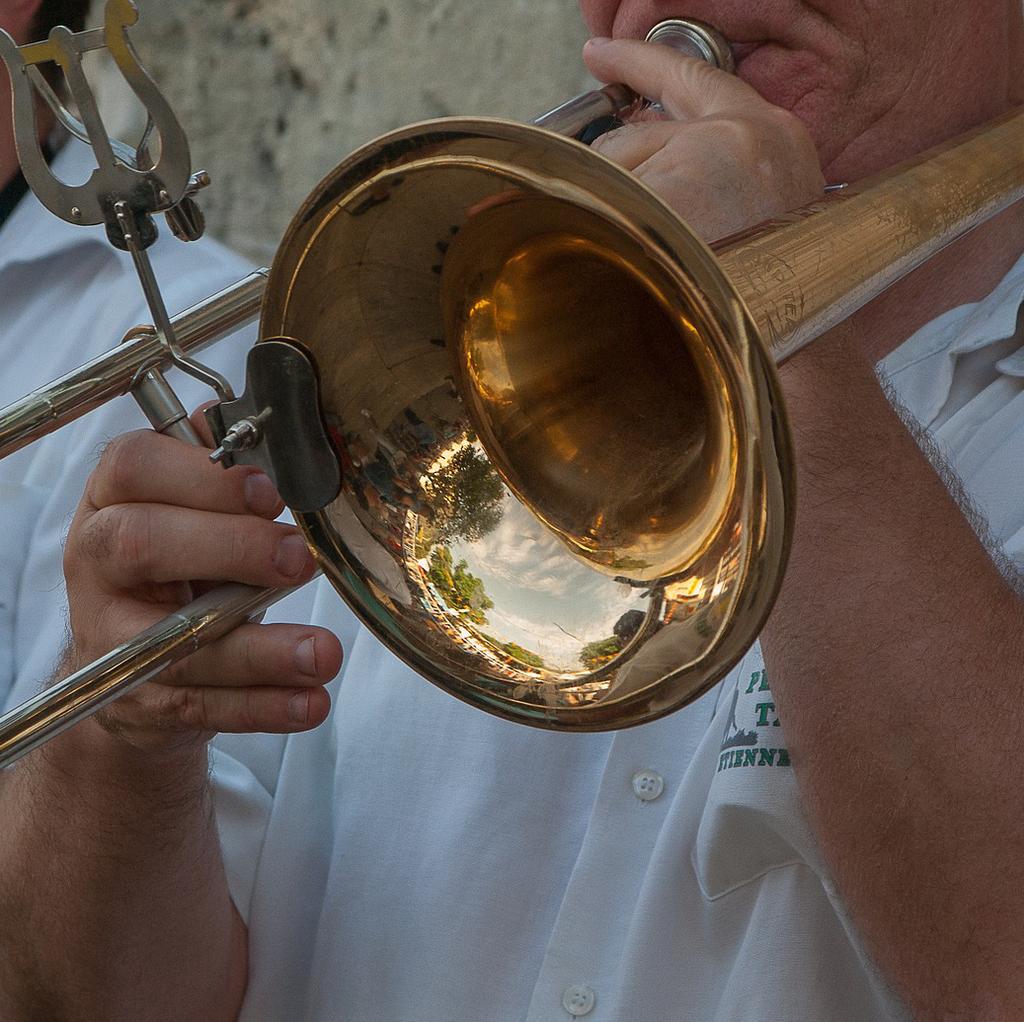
[245,471,281,515]
[275,534,311,578]
[288,691,309,724]
[295,636,317,677]
[586,36,611,47]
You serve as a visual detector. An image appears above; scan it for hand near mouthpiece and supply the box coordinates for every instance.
[583,37,825,242]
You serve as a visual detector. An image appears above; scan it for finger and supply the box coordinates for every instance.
[79,504,316,589]
[189,402,219,447]
[157,683,333,734]
[171,621,344,688]
[583,37,767,121]
[87,429,285,519]
[589,120,679,171]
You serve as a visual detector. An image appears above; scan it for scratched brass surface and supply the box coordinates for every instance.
[717,108,1024,362]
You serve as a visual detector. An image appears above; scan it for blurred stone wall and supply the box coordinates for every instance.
[98,1,592,262]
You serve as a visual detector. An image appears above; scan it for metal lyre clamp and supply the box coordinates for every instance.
[0,0,340,512]
[0,0,235,414]
[0,0,195,241]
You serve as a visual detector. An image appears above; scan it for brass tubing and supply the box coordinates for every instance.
[717,108,1024,363]
[0,269,268,459]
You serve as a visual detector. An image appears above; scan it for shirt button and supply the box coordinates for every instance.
[562,984,596,1017]
[632,769,665,802]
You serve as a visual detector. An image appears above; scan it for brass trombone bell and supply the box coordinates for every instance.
[265,115,791,730]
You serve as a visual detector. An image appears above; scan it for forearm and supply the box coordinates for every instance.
[0,715,246,1021]
[761,327,1024,1018]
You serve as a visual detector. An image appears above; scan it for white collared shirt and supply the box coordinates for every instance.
[3,144,1023,1020]
[207,255,1024,1021]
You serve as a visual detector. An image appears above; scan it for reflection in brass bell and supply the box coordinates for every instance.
[264,119,791,730]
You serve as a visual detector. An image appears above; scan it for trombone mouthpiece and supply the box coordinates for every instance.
[644,19,735,73]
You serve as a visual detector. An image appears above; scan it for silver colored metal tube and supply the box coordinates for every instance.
[0,269,272,766]
[0,582,304,767]
[533,83,637,137]
[0,269,267,460]
[532,20,733,137]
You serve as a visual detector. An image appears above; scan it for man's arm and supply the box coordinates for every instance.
[0,418,340,1020]
[762,333,1024,1019]
[0,721,246,1021]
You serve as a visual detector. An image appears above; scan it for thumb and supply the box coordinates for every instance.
[583,37,767,121]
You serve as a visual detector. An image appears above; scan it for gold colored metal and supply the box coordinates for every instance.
[716,108,1024,361]
[262,119,790,731]
[263,108,1024,730]
[1,45,1022,754]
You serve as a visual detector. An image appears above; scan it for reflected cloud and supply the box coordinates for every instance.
[450,495,646,669]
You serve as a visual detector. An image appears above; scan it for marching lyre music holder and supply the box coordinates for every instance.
[0,0,231,439]
[0,0,339,510]
[0,0,192,238]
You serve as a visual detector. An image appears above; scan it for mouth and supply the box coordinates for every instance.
[728,41,765,67]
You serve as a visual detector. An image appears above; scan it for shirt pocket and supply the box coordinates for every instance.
[692,645,818,900]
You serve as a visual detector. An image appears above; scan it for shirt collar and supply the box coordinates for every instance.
[880,248,1024,424]
[0,138,115,277]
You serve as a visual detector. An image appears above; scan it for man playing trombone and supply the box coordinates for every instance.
[1,0,1023,1019]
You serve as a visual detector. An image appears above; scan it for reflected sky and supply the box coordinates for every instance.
[450,491,647,670]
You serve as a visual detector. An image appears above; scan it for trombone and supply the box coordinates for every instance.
[0,3,1021,767]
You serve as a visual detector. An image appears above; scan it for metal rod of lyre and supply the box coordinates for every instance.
[0,267,276,765]
[0,270,267,460]
[0,265,319,767]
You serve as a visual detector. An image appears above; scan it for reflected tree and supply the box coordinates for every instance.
[428,546,495,626]
[580,609,645,669]
[501,642,545,670]
[579,636,622,670]
[429,445,505,544]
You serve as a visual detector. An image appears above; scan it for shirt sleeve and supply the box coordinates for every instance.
[210,743,279,923]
